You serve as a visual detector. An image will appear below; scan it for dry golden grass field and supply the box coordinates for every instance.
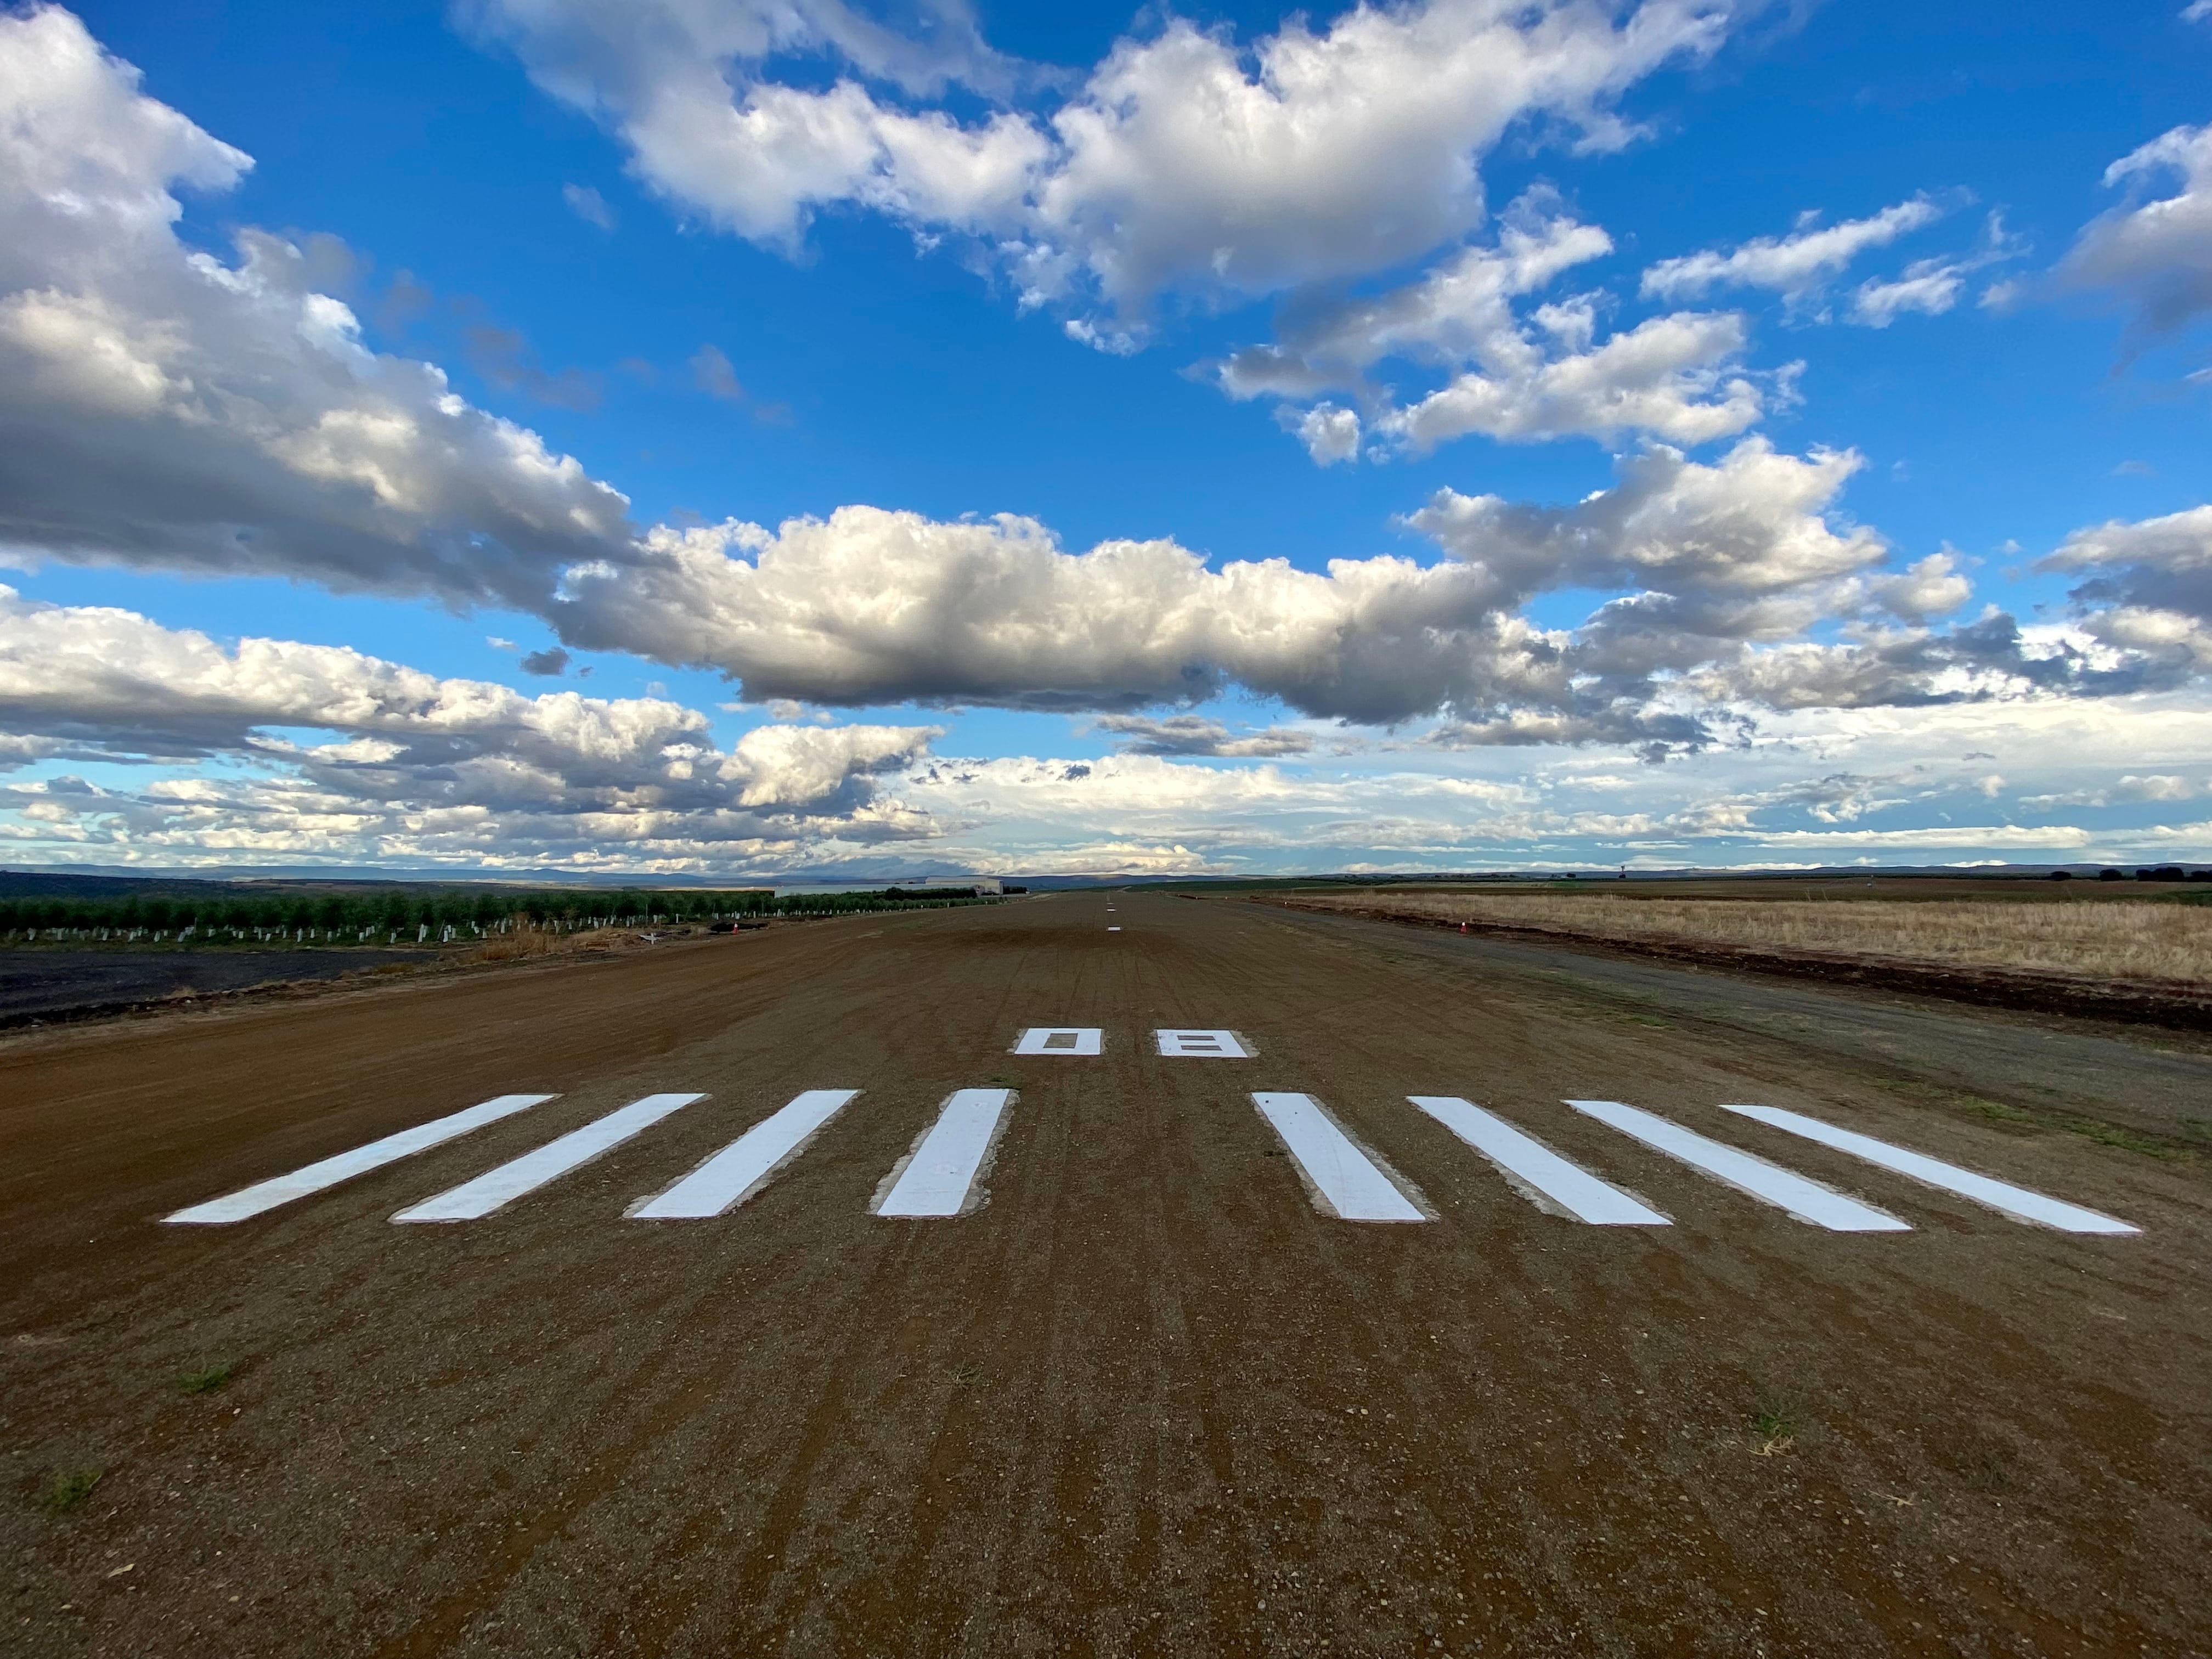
[1283,889,2212,986]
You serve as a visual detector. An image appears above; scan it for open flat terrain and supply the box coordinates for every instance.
[3,891,2209,1657]
[1268,881,2212,1031]
[0,949,424,1026]
[1275,885,2212,984]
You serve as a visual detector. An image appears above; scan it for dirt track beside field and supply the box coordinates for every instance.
[3,893,2208,1658]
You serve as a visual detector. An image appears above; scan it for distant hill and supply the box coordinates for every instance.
[3,861,2182,903]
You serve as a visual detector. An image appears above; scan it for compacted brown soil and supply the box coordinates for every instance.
[2,892,2207,1657]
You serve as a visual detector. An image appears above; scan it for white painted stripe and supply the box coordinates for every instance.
[1253,1093,1427,1223]
[630,1090,858,1220]
[1013,1027,1101,1055]
[1408,1096,1669,1226]
[1566,1100,1910,1232]
[873,1089,1014,1217]
[1720,1104,2141,1234]
[392,1093,703,1223]
[163,1094,556,1224]
[1155,1028,1252,1057]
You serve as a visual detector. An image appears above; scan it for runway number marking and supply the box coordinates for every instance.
[392,1093,705,1223]
[1567,1100,1910,1232]
[630,1090,859,1219]
[874,1088,1015,1218]
[1155,1029,1252,1058]
[1254,1093,1427,1222]
[163,1094,557,1225]
[1014,1028,1102,1055]
[1722,1104,2140,1234]
[1408,1097,1669,1226]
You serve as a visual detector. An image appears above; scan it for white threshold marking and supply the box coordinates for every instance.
[164,1094,557,1224]
[873,1088,1015,1217]
[1013,1027,1102,1056]
[1254,1093,1427,1222]
[1155,1028,1252,1057]
[1566,1100,1909,1232]
[392,1093,704,1223]
[1722,1104,2141,1235]
[630,1090,859,1219]
[1408,1097,1669,1226]
[1108,926,1121,932]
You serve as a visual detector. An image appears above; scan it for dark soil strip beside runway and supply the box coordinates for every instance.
[0,947,427,1028]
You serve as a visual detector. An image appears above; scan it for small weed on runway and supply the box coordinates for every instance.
[1750,1387,1803,1457]
[175,1359,235,1395]
[33,1467,102,1514]
[1883,1077,2202,1161]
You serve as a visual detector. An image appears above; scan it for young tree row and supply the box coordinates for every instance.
[0,886,992,944]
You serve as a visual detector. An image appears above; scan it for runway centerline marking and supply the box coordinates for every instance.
[164,1094,557,1225]
[1408,1097,1669,1226]
[1254,1093,1427,1222]
[1013,1027,1102,1056]
[630,1089,859,1220]
[1566,1100,1910,1232]
[873,1088,1014,1218]
[1721,1103,2141,1234]
[392,1093,705,1223]
[1156,1028,1253,1058]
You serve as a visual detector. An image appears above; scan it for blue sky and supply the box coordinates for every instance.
[2,1,2210,876]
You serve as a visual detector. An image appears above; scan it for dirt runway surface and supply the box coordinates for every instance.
[3,893,2208,1657]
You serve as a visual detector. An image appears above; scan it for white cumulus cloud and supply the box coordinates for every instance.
[0,5,638,610]
[1379,308,1762,449]
[2041,504,2212,672]
[1290,403,1363,465]
[4,5,2204,769]
[0,585,943,869]
[469,0,1737,325]
[1092,715,1315,758]
[1215,199,1618,403]
[1849,261,1968,326]
[2059,122,2212,346]
[1215,193,1765,459]
[1641,196,1944,304]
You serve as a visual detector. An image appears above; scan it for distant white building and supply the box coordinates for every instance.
[923,876,1002,894]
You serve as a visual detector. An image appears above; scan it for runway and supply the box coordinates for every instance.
[3,890,2205,1657]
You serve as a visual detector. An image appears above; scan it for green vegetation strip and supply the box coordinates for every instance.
[0,885,998,947]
